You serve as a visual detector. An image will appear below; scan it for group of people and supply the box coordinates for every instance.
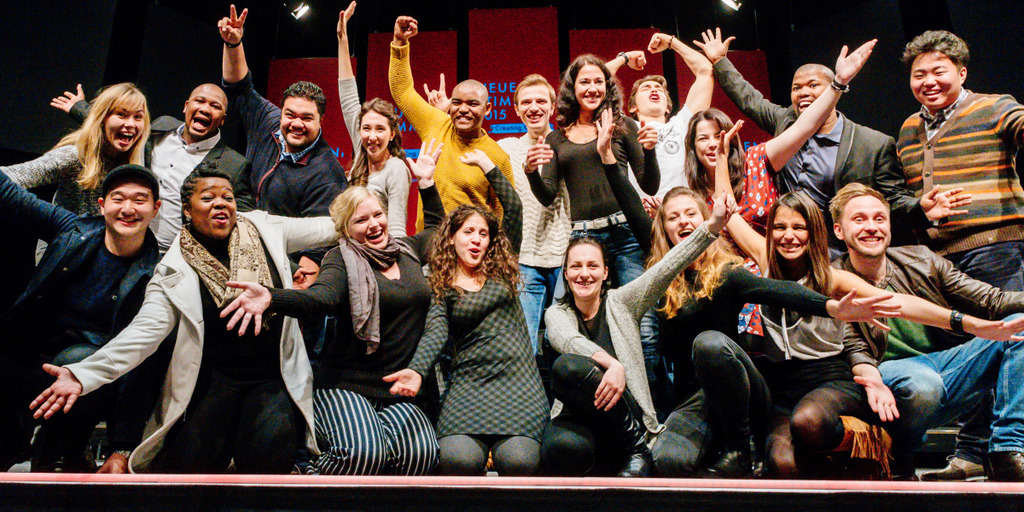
[2,3,1023,483]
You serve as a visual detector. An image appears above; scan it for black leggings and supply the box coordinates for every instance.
[539,354,643,476]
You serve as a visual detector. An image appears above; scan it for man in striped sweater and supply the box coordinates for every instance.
[897,29,1024,481]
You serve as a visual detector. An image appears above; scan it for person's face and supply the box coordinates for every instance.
[566,243,609,304]
[347,195,389,250]
[185,177,237,240]
[453,213,490,271]
[359,110,395,164]
[693,119,722,171]
[632,79,668,119]
[771,206,810,262]
[790,69,830,116]
[182,85,228,143]
[98,181,159,241]
[910,51,967,113]
[103,105,146,155]
[574,64,607,113]
[280,96,322,153]
[514,85,553,132]
[448,83,491,137]
[835,195,892,259]
[662,195,706,246]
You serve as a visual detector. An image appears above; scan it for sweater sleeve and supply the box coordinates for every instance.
[268,247,346,318]
[2,145,80,189]
[526,131,562,207]
[408,298,450,377]
[601,160,652,253]
[388,43,450,139]
[338,77,363,151]
[620,117,660,196]
[382,158,410,238]
[614,225,717,321]
[486,165,523,253]
[406,184,444,259]
[545,303,606,357]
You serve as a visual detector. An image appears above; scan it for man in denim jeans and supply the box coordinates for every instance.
[831,183,1024,481]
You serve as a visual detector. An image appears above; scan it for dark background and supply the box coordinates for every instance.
[1,0,1022,161]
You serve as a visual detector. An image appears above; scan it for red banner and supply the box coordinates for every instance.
[267,58,355,166]
[676,50,773,148]
[365,31,458,157]
[468,7,560,141]
[568,28,664,112]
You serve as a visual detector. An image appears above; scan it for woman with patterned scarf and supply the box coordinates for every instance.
[218,140,445,476]
[30,162,338,474]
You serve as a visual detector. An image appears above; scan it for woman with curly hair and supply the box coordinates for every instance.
[3,83,150,216]
[337,2,410,236]
[386,150,548,476]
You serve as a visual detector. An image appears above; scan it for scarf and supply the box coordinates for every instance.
[338,236,417,355]
[179,216,274,308]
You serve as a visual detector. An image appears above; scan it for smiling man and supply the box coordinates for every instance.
[218,6,347,287]
[55,83,252,253]
[388,16,514,224]
[0,164,161,472]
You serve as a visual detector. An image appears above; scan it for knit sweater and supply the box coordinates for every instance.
[338,77,410,238]
[1,145,101,217]
[498,133,571,268]
[897,92,1024,255]
[388,42,515,228]
[544,224,718,435]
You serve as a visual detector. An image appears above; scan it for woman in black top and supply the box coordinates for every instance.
[220,141,445,475]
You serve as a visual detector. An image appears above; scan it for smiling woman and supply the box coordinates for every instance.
[2,83,150,217]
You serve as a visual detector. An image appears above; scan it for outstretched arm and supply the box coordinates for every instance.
[696,28,787,133]
[764,39,876,171]
[461,149,523,252]
[219,4,249,84]
[649,33,713,114]
[336,1,362,151]
[388,16,448,135]
[605,50,646,75]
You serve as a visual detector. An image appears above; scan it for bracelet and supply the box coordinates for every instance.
[830,79,850,93]
[949,310,965,333]
[225,40,242,48]
[617,52,628,64]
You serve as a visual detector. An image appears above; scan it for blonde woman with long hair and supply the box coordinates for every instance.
[4,83,149,216]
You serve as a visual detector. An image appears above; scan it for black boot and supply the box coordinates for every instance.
[704,448,752,478]
[616,403,654,478]
[987,451,1024,482]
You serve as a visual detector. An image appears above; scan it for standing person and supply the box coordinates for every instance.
[220,140,445,475]
[897,30,1024,481]
[694,28,937,248]
[0,165,160,472]
[219,5,348,288]
[388,16,515,228]
[53,82,253,253]
[30,165,339,474]
[385,150,547,476]
[5,83,149,216]
[497,74,572,354]
[336,2,410,237]
[831,183,1024,481]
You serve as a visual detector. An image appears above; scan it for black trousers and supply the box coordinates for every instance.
[152,368,301,474]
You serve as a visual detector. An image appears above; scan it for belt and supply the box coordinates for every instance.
[572,212,628,231]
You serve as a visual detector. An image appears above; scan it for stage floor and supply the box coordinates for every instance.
[2,474,1023,512]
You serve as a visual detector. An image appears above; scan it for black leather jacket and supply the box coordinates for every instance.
[835,245,1024,366]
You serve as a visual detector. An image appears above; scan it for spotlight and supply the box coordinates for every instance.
[721,0,741,10]
[291,3,310,19]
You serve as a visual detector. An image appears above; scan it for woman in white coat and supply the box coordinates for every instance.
[30,163,338,474]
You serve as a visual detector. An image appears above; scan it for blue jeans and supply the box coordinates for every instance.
[942,240,1024,462]
[571,222,662,385]
[879,315,1024,457]
[519,264,562,354]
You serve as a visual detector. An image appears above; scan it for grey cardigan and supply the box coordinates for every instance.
[544,224,718,436]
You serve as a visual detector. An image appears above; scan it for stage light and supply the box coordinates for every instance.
[291,3,310,19]
[721,0,741,10]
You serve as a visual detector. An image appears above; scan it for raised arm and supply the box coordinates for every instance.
[621,117,661,196]
[649,33,714,114]
[0,168,78,242]
[525,132,561,207]
[337,1,362,151]
[388,16,449,135]
[605,50,646,75]
[460,149,523,252]
[696,28,787,133]
[764,40,876,172]
[50,84,87,122]
[219,5,249,84]
[714,120,768,266]
[405,139,444,257]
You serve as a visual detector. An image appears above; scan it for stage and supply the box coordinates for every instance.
[2,474,1023,512]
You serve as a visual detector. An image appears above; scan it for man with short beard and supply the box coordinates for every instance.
[830,183,1024,481]
[389,16,514,226]
[53,83,252,253]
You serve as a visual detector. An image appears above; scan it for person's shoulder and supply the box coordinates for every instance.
[845,118,894,145]
[151,116,183,134]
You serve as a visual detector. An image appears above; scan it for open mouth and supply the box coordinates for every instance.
[858,235,884,245]
[115,131,136,145]
[797,99,812,111]
[211,212,230,226]
[525,111,545,124]
[467,247,482,258]
[779,242,804,252]
[366,229,385,245]
[191,115,212,131]
[678,228,694,240]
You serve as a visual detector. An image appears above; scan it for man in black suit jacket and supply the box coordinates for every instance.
[55,83,253,252]
[694,29,944,247]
